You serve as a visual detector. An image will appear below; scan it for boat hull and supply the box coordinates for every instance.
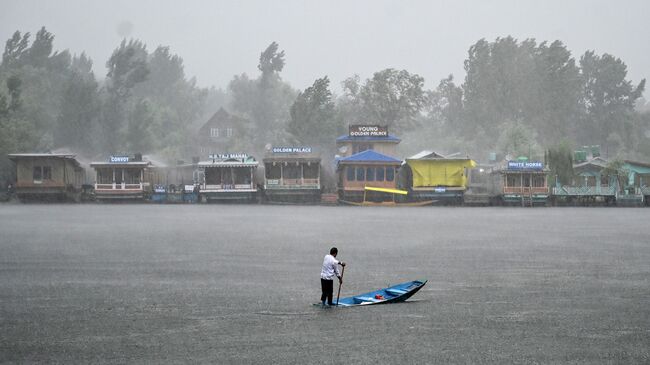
[331,280,427,307]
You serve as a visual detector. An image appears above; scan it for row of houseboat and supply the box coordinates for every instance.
[5,123,650,207]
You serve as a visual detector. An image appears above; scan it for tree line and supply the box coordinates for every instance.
[1,29,649,185]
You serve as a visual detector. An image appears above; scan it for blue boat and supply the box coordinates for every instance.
[333,280,427,307]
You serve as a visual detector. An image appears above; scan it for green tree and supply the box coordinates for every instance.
[54,53,100,153]
[287,76,338,149]
[579,51,646,154]
[545,141,574,186]
[102,39,149,152]
[345,68,426,134]
[496,120,540,159]
[229,42,296,152]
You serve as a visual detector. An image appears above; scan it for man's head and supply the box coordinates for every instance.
[330,247,338,257]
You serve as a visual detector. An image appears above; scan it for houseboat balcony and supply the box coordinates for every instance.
[94,182,148,200]
[552,185,618,196]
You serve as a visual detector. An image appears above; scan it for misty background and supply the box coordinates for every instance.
[1,0,649,183]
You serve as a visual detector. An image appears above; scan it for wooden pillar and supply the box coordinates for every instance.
[301,163,304,185]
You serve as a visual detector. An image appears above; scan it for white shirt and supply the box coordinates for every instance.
[320,254,341,280]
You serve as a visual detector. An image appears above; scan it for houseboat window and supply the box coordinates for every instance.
[353,144,371,154]
[97,168,112,184]
[226,128,233,138]
[600,174,609,187]
[586,176,597,187]
[303,163,319,179]
[506,175,520,187]
[33,166,52,181]
[347,166,355,181]
[533,175,546,188]
[233,168,251,185]
[639,174,650,186]
[386,167,394,181]
[124,169,141,184]
[376,167,385,181]
[33,166,42,181]
[205,168,222,184]
[284,164,300,180]
[114,168,123,184]
[222,168,234,186]
[356,167,365,181]
[366,167,375,181]
[523,175,531,187]
[210,128,219,138]
[265,163,281,179]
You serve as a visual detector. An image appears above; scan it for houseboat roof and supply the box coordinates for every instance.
[338,150,401,164]
[624,160,650,169]
[9,153,77,159]
[198,159,259,168]
[8,153,82,167]
[574,157,608,170]
[407,150,446,159]
[263,155,321,163]
[336,134,401,143]
[90,161,152,168]
[406,150,473,161]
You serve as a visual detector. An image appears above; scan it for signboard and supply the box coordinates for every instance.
[110,156,129,163]
[434,187,446,193]
[349,125,388,137]
[272,147,312,153]
[209,153,248,160]
[507,161,544,170]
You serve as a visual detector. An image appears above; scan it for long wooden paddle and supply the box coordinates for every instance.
[336,265,345,306]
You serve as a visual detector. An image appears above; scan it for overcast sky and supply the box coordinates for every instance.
[1,0,648,94]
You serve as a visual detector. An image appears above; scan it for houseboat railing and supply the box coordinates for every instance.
[552,185,618,196]
[266,178,320,187]
[203,184,255,190]
[95,183,144,190]
[503,187,548,194]
[641,186,650,195]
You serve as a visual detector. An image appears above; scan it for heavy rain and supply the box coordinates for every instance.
[1,1,649,363]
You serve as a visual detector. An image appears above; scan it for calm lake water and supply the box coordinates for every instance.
[1,205,649,363]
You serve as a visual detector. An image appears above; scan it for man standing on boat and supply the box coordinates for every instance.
[321,247,346,306]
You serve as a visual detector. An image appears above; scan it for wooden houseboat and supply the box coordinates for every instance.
[90,155,153,201]
[197,153,258,203]
[8,153,86,201]
[551,157,618,206]
[465,163,496,205]
[262,147,321,204]
[336,125,400,158]
[337,150,403,204]
[491,160,549,206]
[402,151,476,205]
[150,162,199,203]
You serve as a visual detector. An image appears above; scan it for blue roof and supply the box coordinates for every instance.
[338,150,402,163]
[336,134,401,143]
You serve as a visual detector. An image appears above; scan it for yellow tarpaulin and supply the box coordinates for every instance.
[407,159,476,188]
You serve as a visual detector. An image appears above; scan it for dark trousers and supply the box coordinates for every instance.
[321,278,334,305]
